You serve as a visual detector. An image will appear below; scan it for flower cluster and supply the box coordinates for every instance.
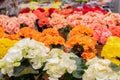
[69,25,93,37]
[4,34,20,40]
[82,57,120,80]
[0,38,80,80]
[54,8,73,17]
[81,5,107,14]
[1,3,120,79]
[1,6,120,45]
[17,27,42,41]
[101,36,120,66]
[109,26,120,37]
[66,13,83,28]
[0,27,20,40]
[33,9,49,27]
[40,28,65,47]
[66,25,97,59]
[103,12,120,27]
[44,48,77,80]
[18,12,38,28]
[93,25,112,44]
[0,15,20,34]
[0,15,9,28]
[0,27,5,38]
[49,13,67,30]
[0,13,37,34]
[0,38,50,76]
[0,38,18,59]
[3,27,65,49]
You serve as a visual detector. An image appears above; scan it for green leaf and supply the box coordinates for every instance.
[63,73,80,80]
[14,59,39,77]
[14,66,39,77]
[71,57,88,79]
[109,62,120,72]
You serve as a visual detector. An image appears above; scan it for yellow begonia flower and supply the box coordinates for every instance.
[101,36,120,66]
[0,38,17,59]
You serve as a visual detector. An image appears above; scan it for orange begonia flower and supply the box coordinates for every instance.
[42,28,59,36]
[4,34,20,40]
[17,27,42,41]
[81,52,96,60]
[0,27,5,38]
[39,28,65,47]
[69,25,93,38]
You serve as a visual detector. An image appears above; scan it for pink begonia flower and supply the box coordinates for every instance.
[67,12,106,28]
[3,17,20,34]
[49,13,67,30]
[54,8,73,17]
[66,13,83,28]
[103,12,120,27]
[82,12,105,27]
[93,25,112,44]
[18,12,38,28]
[0,15,9,27]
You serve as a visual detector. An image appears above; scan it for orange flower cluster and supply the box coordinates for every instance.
[4,34,20,40]
[4,27,65,48]
[69,25,93,38]
[4,27,42,41]
[66,35,96,51]
[0,27,5,38]
[40,28,65,47]
[66,25,97,60]
[0,27,20,40]
[17,27,42,41]
[42,28,59,36]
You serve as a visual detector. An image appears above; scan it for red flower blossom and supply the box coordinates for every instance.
[38,17,49,27]
[19,7,30,14]
[33,9,49,27]
[82,5,107,15]
[72,8,82,13]
[48,8,55,16]
[37,8,45,12]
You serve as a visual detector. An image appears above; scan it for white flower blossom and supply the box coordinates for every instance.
[0,60,14,76]
[82,57,120,80]
[13,38,50,69]
[44,48,77,80]
[3,47,23,63]
[0,38,50,76]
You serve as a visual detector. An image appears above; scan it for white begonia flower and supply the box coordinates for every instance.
[3,47,23,64]
[11,38,50,69]
[48,48,64,58]
[44,48,77,80]
[82,57,120,80]
[0,38,50,76]
[0,60,14,76]
[26,41,49,59]
[27,42,49,69]
[60,53,77,73]
[30,52,48,69]
[14,38,31,49]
